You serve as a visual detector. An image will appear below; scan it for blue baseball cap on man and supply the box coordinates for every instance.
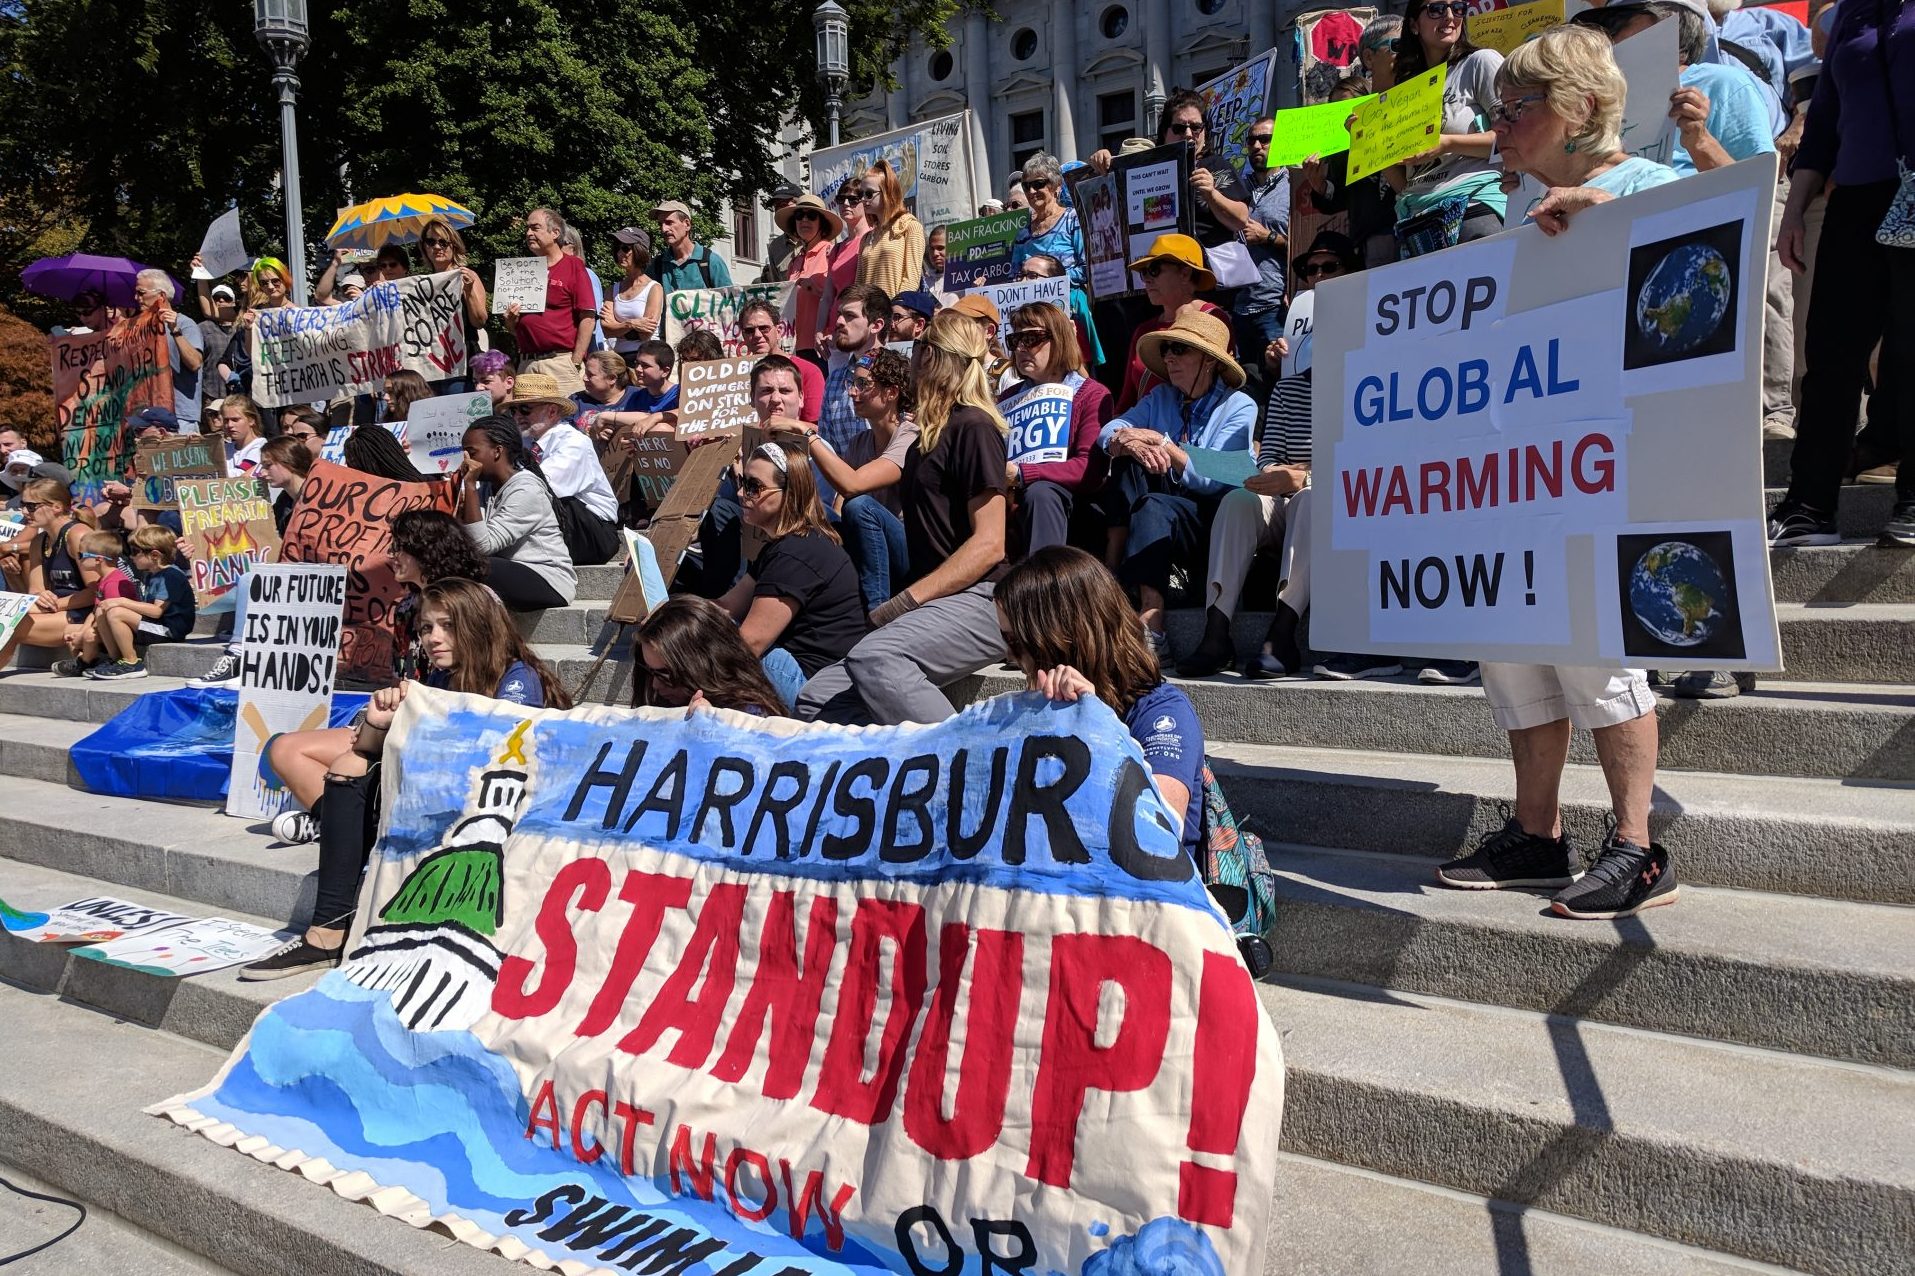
[130,407,180,436]
[893,290,939,321]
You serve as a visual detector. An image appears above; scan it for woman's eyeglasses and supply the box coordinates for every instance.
[1138,261,1175,278]
[739,475,782,498]
[1490,93,1548,126]
[1008,330,1051,350]
[1166,120,1205,135]
[287,428,321,441]
[19,501,47,513]
[1299,258,1345,279]
[641,662,682,689]
[1422,2,1470,16]
[848,373,876,393]
[422,236,452,249]
[1023,177,1052,191]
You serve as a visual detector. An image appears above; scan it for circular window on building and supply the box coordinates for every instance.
[1196,0,1228,14]
[1011,27,1039,61]
[928,50,954,82]
[1101,6,1130,39]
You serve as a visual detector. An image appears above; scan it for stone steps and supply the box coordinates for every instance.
[0,1163,234,1275]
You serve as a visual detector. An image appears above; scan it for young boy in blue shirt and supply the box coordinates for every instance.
[88,524,196,680]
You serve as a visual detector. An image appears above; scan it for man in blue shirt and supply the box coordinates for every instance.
[647,200,734,294]
[1233,116,1292,402]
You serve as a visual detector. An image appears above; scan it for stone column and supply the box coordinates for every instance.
[887,53,908,130]
[1143,0,1171,136]
[1050,0,1080,161]
[1247,0,1277,65]
[964,9,995,202]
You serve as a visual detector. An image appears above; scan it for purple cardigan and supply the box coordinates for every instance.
[1795,0,1915,186]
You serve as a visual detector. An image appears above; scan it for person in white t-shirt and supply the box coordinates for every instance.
[217,394,268,475]
[500,371,618,525]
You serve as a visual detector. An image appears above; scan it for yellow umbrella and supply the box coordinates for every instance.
[324,193,477,250]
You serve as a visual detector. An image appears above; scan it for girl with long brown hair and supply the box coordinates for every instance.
[0,479,100,671]
[380,369,433,426]
[791,308,1010,725]
[996,545,1206,863]
[715,439,866,709]
[631,596,789,717]
[854,160,926,296]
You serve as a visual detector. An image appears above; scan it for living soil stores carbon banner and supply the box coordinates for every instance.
[154,686,1284,1274]
[1309,157,1782,670]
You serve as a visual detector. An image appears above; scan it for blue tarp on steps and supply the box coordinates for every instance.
[71,686,370,804]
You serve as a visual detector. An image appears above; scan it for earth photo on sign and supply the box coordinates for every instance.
[1622,219,1742,370]
[1615,529,1747,661]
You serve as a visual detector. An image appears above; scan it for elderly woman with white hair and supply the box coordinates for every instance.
[132,267,206,423]
[1490,25,1680,234]
[1011,151,1085,289]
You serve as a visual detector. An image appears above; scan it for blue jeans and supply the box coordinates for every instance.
[761,647,806,712]
[838,494,909,615]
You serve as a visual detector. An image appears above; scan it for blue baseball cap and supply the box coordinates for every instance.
[130,407,180,434]
[893,290,939,320]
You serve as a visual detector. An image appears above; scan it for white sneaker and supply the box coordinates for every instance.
[188,651,244,688]
[271,808,320,845]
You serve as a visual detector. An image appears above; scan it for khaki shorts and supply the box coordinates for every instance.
[1479,662,1656,732]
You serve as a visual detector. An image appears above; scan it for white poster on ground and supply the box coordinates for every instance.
[808,110,976,227]
[226,564,349,820]
[1310,156,1781,671]
[72,916,291,976]
[1,895,196,944]
[193,208,251,280]
[405,390,491,475]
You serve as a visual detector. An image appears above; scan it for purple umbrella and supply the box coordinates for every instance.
[21,253,179,307]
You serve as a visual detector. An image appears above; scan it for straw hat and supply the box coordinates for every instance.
[1138,306,1245,390]
[774,192,845,240]
[1128,233,1216,292]
[499,371,574,412]
[1117,137,1157,157]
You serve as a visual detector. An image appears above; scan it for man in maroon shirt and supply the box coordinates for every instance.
[506,207,595,395]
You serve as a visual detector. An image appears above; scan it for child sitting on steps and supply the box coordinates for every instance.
[57,526,196,680]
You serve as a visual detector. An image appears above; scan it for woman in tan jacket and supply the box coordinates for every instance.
[853,160,926,296]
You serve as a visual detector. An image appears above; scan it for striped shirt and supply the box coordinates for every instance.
[1258,371,1312,469]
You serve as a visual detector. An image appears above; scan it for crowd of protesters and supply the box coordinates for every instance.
[6,0,1906,965]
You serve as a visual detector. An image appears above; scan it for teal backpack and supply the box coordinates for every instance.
[1199,762,1277,978]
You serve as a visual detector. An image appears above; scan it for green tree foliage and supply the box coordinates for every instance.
[0,0,972,317]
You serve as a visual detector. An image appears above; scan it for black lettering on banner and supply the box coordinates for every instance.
[896,1204,963,1275]
[879,754,940,863]
[564,739,648,827]
[691,756,756,846]
[945,746,1008,859]
[502,1184,587,1227]
[824,758,889,860]
[1107,757,1195,882]
[1003,736,1091,866]
[972,1217,1038,1275]
[742,759,812,859]
[625,749,690,838]
[1379,554,1505,610]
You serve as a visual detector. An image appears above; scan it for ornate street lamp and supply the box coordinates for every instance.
[255,0,312,304]
[813,0,850,148]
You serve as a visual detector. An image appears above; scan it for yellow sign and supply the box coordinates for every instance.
[1347,64,1448,182]
[1467,0,1567,55]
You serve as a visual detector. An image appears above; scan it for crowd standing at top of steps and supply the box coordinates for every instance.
[1,0,1909,972]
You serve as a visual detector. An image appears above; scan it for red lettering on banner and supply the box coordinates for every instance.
[576,872,693,1037]
[782,1160,856,1251]
[710,893,839,1098]
[1177,951,1259,1228]
[724,1146,777,1223]
[811,899,928,1125]
[904,924,1024,1159]
[494,858,611,1019]
[525,1079,561,1149]
[618,882,748,1064]
[571,1089,608,1164]
[1340,432,1617,520]
[612,1101,654,1177]
[669,1124,718,1200]
[1025,934,1172,1188]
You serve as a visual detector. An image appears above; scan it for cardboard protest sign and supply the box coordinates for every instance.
[492,258,549,314]
[0,895,194,945]
[155,686,1284,1274]
[1266,96,1374,168]
[131,434,223,512]
[0,592,38,652]
[1310,157,1782,670]
[1081,142,1196,300]
[176,476,280,613]
[625,433,690,510]
[942,210,1029,289]
[661,281,797,356]
[967,276,1072,348]
[1348,65,1448,181]
[250,271,468,408]
[810,109,975,226]
[615,528,669,623]
[52,314,174,501]
[193,207,250,280]
[673,357,757,437]
[279,460,459,685]
[1068,169,1130,300]
[75,916,290,977]
[1198,49,1280,169]
[1615,16,1681,166]
[1467,0,1565,53]
[1002,372,1084,468]
[227,564,349,820]
[604,440,734,625]
[406,391,492,475]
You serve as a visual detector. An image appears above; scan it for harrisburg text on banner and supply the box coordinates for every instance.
[151,686,1284,1274]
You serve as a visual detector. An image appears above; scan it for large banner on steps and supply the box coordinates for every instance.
[151,686,1283,1274]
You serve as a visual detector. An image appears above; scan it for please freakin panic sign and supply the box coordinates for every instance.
[155,687,1284,1274]
[1310,157,1783,669]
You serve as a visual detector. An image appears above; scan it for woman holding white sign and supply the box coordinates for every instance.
[417,216,487,393]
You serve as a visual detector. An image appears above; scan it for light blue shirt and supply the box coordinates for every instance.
[1099,380,1257,498]
[1587,157,1683,198]
[1670,63,1777,176]
[1722,6,1817,92]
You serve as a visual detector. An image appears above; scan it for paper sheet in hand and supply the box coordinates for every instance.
[406,391,492,474]
[1614,17,1681,166]
[492,258,549,314]
[1347,65,1448,182]
[1189,447,1259,487]
[194,207,251,280]
[1266,96,1375,168]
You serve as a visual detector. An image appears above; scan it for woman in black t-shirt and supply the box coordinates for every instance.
[715,438,866,709]
[793,309,1011,725]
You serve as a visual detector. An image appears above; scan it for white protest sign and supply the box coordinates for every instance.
[1615,16,1681,167]
[970,275,1072,348]
[619,528,670,619]
[808,110,976,227]
[1,895,196,944]
[0,592,34,652]
[1312,156,1780,670]
[1282,289,1317,378]
[251,272,469,408]
[73,916,291,976]
[660,281,798,355]
[405,391,491,475]
[0,516,26,541]
[194,207,251,280]
[492,258,549,314]
[318,422,407,466]
[227,564,349,820]
[1003,374,1081,467]
[673,356,758,435]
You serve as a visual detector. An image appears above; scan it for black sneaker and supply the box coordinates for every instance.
[86,660,147,680]
[1767,504,1839,547]
[1883,500,1915,548]
[52,657,98,678]
[1418,660,1480,685]
[1666,670,1756,699]
[1436,818,1581,890]
[1550,836,1678,919]
[188,651,244,688]
[1312,653,1405,680]
[238,935,344,981]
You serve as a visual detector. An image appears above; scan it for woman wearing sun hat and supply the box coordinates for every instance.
[775,192,842,369]
[1113,233,1235,413]
[1096,305,1256,658]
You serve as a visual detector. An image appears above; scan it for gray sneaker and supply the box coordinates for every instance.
[1883,500,1915,548]
[1667,670,1755,700]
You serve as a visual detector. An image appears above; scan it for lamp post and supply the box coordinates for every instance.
[255,0,312,305]
[813,0,850,148]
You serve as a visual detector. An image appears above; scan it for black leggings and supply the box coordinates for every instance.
[486,556,569,611]
[312,769,379,929]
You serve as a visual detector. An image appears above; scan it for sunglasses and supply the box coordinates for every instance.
[1299,259,1345,278]
[1422,2,1470,15]
[794,211,824,222]
[641,662,682,689]
[1138,261,1180,279]
[741,322,778,335]
[1162,340,1200,357]
[80,551,117,561]
[19,501,47,513]
[1490,93,1549,126]
[1023,177,1053,191]
[1249,133,1274,145]
[422,237,452,248]
[739,475,782,498]
[1167,120,1205,135]
[1008,330,1051,350]
[287,428,321,440]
